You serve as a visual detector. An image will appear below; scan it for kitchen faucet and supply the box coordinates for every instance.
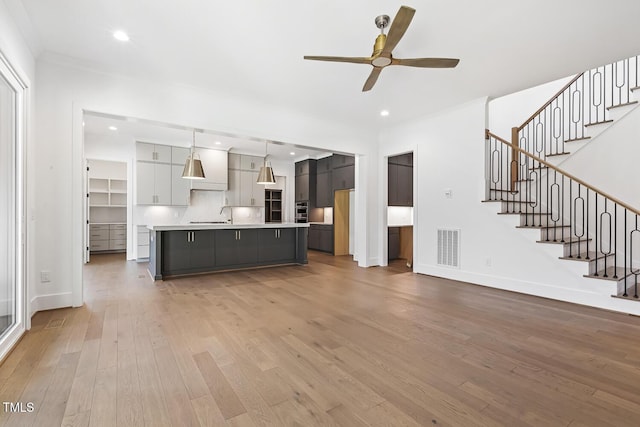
[220,206,233,223]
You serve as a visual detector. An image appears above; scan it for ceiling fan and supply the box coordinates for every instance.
[304,6,459,92]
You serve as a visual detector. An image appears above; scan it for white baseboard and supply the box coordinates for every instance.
[415,264,640,316]
[30,292,73,317]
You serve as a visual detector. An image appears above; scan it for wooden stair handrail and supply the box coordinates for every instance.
[516,72,584,131]
[485,129,640,216]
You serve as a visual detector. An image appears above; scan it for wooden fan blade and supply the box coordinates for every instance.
[382,6,416,55]
[362,67,383,92]
[304,56,372,65]
[392,57,460,68]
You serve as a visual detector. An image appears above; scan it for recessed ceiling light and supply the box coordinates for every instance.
[214,141,221,145]
[108,126,118,131]
[289,152,295,156]
[113,30,130,42]
[380,110,390,117]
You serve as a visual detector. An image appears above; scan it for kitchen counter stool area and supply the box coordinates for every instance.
[147,223,309,280]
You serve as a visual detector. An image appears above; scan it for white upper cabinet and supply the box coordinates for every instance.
[171,146,190,166]
[171,164,191,206]
[240,155,262,171]
[224,153,266,206]
[190,148,228,191]
[136,142,171,163]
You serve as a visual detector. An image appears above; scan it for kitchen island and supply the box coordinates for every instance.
[147,223,309,280]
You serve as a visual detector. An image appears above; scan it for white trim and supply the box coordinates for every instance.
[72,104,84,307]
[415,264,640,316]
[0,46,29,357]
[30,292,74,315]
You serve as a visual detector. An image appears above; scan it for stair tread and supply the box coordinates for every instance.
[529,166,549,170]
[584,119,614,127]
[487,189,519,193]
[536,238,592,245]
[483,200,535,204]
[517,225,570,229]
[565,136,591,143]
[612,294,640,301]
[498,212,550,216]
[584,267,637,281]
[560,252,615,262]
[547,152,571,157]
[606,100,638,110]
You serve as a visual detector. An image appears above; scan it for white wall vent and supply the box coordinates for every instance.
[437,229,461,268]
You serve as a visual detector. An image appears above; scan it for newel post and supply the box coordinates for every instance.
[510,127,519,192]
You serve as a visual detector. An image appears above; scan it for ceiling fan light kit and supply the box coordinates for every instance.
[304,6,459,91]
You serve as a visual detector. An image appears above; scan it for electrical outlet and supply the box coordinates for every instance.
[40,271,51,283]
[485,258,492,267]
[444,189,453,199]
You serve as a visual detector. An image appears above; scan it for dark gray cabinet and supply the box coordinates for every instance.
[388,153,413,206]
[332,154,355,168]
[388,227,400,261]
[295,174,309,202]
[308,224,333,253]
[317,156,332,173]
[332,164,354,191]
[150,227,308,280]
[295,159,316,203]
[215,229,258,268]
[257,228,296,263]
[316,171,333,207]
[162,230,215,275]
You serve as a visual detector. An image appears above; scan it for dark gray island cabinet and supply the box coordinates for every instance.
[148,223,309,280]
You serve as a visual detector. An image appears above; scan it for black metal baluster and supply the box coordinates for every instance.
[586,188,590,260]
[613,203,618,279]
[569,179,573,257]
[624,209,628,297]
[594,193,598,274]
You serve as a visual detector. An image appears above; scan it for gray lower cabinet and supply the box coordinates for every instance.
[308,224,333,253]
[215,229,259,268]
[257,228,296,263]
[152,227,308,279]
[162,230,215,275]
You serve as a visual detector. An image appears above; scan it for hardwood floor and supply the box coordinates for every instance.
[2,251,640,426]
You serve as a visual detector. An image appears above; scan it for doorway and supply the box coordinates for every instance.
[387,152,414,270]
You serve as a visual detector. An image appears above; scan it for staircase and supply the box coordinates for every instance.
[485,54,640,302]
[512,54,640,165]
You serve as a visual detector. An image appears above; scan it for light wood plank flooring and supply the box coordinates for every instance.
[2,251,640,426]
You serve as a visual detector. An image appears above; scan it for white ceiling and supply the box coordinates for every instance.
[12,0,640,130]
[83,112,333,161]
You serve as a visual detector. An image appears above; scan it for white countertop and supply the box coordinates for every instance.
[147,222,309,231]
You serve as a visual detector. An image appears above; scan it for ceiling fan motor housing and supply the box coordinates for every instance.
[371,34,392,67]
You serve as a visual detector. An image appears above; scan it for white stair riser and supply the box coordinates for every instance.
[617,276,640,296]
[561,240,591,257]
[500,201,538,213]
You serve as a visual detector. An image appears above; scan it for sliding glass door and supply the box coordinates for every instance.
[0,71,16,338]
[0,51,27,362]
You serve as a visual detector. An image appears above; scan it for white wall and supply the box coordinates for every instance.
[559,104,640,211]
[379,97,640,315]
[34,56,379,309]
[488,75,573,140]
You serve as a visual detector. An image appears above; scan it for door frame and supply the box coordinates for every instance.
[0,49,30,362]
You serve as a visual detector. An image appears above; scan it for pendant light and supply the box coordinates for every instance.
[182,129,205,179]
[257,141,276,184]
